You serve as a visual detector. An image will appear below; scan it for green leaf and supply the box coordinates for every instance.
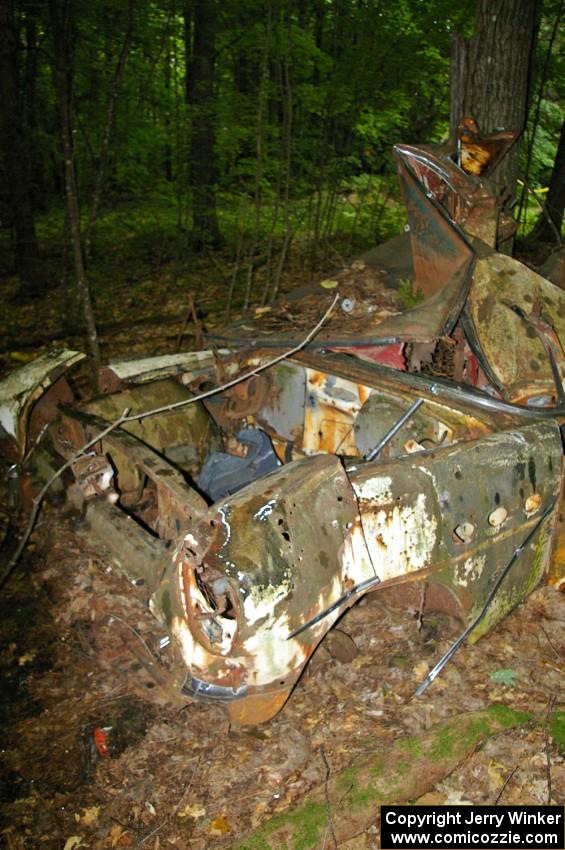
[489,669,518,687]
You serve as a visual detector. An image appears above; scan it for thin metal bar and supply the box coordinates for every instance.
[414,498,557,697]
[287,575,381,640]
[365,398,424,461]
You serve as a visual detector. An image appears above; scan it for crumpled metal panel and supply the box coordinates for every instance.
[98,349,229,393]
[352,421,561,600]
[5,120,565,727]
[393,145,475,303]
[152,453,362,722]
[149,416,561,723]
[465,250,565,401]
[253,361,306,446]
[85,378,222,478]
[51,405,209,559]
[353,391,451,459]
[0,349,85,454]
[302,369,371,455]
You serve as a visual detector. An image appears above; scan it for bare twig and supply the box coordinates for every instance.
[545,695,556,804]
[517,0,565,226]
[176,293,202,351]
[320,745,338,850]
[525,184,563,246]
[84,0,134,260]
[1,296,338,587]
[108,613,156,662]
[138,756,201,847]
[417,581,427,632]
[494,764,519,804]
[541,624,565,664]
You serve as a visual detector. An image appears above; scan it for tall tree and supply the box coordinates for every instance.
[49,0,100,365]
[0,0,41,295]
[450,0,540,202]
[84,0,133,260]
[185,0,222,248]
[529,112,565,243]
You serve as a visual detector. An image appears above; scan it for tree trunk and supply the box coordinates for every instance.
[185,0,222,249]
[84,0,133,260]
[0,0,41,295]
[529,114,565,245]
[49,0,100,366]
[451,0,540,203]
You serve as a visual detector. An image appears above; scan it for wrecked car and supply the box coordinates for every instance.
[2,123,565,724]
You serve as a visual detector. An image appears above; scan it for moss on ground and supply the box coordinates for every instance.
[549,711,565,754]
[231,705,532,850]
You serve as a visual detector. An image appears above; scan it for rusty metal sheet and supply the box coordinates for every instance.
[85,378,222,478]
[301,368,371,455]
[152,453,362,722]
[98,349,229,393]
[51,406,209,560]
[393,144,475,302]
[465,250,565,402]
[0,349,85,454]
[149,418,561,723]
[351,422,561,631]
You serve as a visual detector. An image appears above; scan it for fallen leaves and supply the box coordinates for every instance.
[63,838,85,850]
[177,803,206,820]
[487,759,508,789]
[209,815,230,836]
[75,807,100,826]
[108,824,132,847]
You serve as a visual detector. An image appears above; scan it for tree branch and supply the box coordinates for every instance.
[1,295,339,587]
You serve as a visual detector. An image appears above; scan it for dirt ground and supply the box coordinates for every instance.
[0,489,564,849]
[1,253,565,849]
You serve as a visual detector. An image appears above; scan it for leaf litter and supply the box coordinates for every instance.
[0,256,564,846]
[0,485,563,849]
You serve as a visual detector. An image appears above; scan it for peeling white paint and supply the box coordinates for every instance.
[340,524,378,584]
[454,554,486,587]
[108,349,229,383]
[361,493,438,580]
[0,349,84,441]
[243,579,291,626]
[171,615,213,670]
[253,499,276,521]
[184,533,200,549]
[352,475,393,505]
[242,611,308,685]
[218,507,231,544]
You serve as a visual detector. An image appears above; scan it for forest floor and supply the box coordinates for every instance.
[0,231,368,374]
[1,500,564,850]
[1,241,565,849]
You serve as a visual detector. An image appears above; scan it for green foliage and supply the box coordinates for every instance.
[549,711,565,754]
[397,277,424,309]
[489,668,518,687]
[3,0,564,291]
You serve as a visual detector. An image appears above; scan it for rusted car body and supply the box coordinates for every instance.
[2,127,565,723]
